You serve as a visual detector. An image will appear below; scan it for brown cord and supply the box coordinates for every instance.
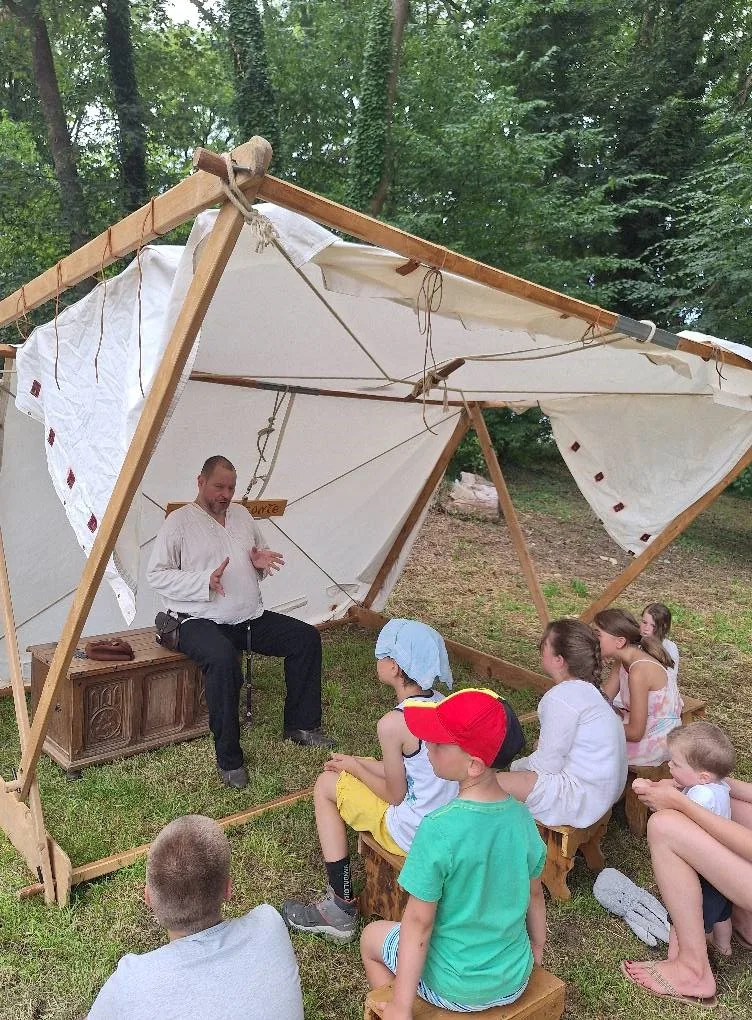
[133,204,155,398]
[417,268,444,432]
[53,262,63,389]
[94,228,113,384]
[15,286,30,342]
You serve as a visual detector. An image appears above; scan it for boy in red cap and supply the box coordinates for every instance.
[360,688,547,1016]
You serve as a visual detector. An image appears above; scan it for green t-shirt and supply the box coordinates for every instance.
[397,795,546,1006]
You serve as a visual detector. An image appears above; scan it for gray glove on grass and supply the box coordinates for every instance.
[593,868,670,947]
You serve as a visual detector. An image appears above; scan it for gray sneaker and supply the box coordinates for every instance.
[282,886,358,943]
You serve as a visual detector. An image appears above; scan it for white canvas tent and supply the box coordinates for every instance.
[1,137,752,905]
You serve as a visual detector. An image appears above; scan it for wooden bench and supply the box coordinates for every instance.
[364,966,566,1020]
[622,695,706,836]
[358,832,409,922]
[536,810,611,902]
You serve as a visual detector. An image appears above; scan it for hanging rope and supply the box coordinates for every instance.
[221,154,278,252]
[94,228,113,384]
[53,261,63,390]
[417,267,444,433]
[241,389,291,501]
[14,286,30,343]
[133,200,159,399]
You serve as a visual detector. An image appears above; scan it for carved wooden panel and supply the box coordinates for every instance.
[83,680,128,750]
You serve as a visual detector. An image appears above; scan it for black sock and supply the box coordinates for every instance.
[325,857,352,901]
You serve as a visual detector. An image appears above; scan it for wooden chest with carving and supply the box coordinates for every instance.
[29,627,209,775]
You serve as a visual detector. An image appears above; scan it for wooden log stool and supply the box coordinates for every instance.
[535,809,611,902]
[623,695,706,837]
[358,832,409,922]
[364,966,566,1020]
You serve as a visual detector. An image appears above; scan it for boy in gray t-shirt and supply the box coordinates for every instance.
[87,815,303,1020]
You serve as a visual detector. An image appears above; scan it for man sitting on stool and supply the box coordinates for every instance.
[147,455,333,789]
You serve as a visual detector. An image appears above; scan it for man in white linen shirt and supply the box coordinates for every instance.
[147,455,332,790]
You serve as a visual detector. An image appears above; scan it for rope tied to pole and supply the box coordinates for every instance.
[221,154,278,252]
[417,267,444,433]
[241,389,294,501]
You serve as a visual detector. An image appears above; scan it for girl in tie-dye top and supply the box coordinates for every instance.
[594,608,682,767]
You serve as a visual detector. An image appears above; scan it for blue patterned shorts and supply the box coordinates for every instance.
[381,923,528,1012]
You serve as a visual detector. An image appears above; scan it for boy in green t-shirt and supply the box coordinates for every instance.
[360,688,547,1017]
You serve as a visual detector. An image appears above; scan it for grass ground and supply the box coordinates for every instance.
[1,461,752,1019]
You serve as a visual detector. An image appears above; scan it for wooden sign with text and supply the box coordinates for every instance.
[164,499,287,518]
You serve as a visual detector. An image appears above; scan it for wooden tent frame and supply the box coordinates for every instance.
[1,136,751,906]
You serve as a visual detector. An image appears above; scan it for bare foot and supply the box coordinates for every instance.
[622,959,716,1001]
[707,934,732,957]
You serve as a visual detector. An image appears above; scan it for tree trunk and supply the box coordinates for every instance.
[102,0,149,213]
[369,0,409,216]
[3,0,89,251]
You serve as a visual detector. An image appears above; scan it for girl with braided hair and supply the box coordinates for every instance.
[594,607,682,767]
[497,619,627,827]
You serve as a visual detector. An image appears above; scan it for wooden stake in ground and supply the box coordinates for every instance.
[362,411,471,609]
[580,441,752,622]
[17,139,272,802]
[468,404,550,626]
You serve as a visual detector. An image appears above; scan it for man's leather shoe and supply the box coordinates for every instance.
[217,765,248,789]
[284,727,335,749]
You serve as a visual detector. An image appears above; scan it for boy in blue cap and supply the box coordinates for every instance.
[282,619,458,943]
[360,688,546,1016]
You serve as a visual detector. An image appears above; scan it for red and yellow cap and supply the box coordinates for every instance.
[403,688,525,768]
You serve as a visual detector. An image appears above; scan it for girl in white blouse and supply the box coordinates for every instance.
[497,619,627,827]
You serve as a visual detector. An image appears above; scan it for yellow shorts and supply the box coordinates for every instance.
[335,771,406,857]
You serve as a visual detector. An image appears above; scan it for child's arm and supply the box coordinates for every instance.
[601,660,621,701]
[728,777,752,805]
[622,666,652,742]
[325,712,408,805]
[526,877,546,966]
[384,895,437,1020]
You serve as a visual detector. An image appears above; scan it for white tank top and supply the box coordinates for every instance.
[385,690,459,853]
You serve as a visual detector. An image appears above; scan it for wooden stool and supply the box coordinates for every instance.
[536,809,611,902]
[358,832,409,922]
[624,763,670,837]
[364,966,565,1020]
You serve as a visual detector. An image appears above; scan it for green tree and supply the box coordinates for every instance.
[225,0,280,159]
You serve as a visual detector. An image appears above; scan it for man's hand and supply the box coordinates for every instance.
[209,556,229,596]
[249,546,285,573]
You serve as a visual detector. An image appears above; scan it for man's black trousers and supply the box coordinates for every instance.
[177,611,322,770]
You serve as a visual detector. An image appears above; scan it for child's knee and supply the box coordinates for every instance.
[314,769,338,803]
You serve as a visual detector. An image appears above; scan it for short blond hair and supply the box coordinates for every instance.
[667,722,735,779]
[146,815,230,933]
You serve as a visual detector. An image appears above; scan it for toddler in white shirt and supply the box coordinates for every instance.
[665,722,736,955]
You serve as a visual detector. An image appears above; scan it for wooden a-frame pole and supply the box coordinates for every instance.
[15,140,272,802]
[580,441,752,623]
[468,404,550,626]
[362,411,471,609]
[0,526,56,903]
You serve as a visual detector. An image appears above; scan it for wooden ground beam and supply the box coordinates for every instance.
[362,411,471,610]
[17,787,313,901]
[0,525,56,904]
[581,441,752,623]
[17,146,273,803]
[468,404,550,626]
[350,606,551,693]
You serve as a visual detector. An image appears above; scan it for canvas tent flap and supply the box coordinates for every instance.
[545,395,752,554]
[14,246,184,623]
